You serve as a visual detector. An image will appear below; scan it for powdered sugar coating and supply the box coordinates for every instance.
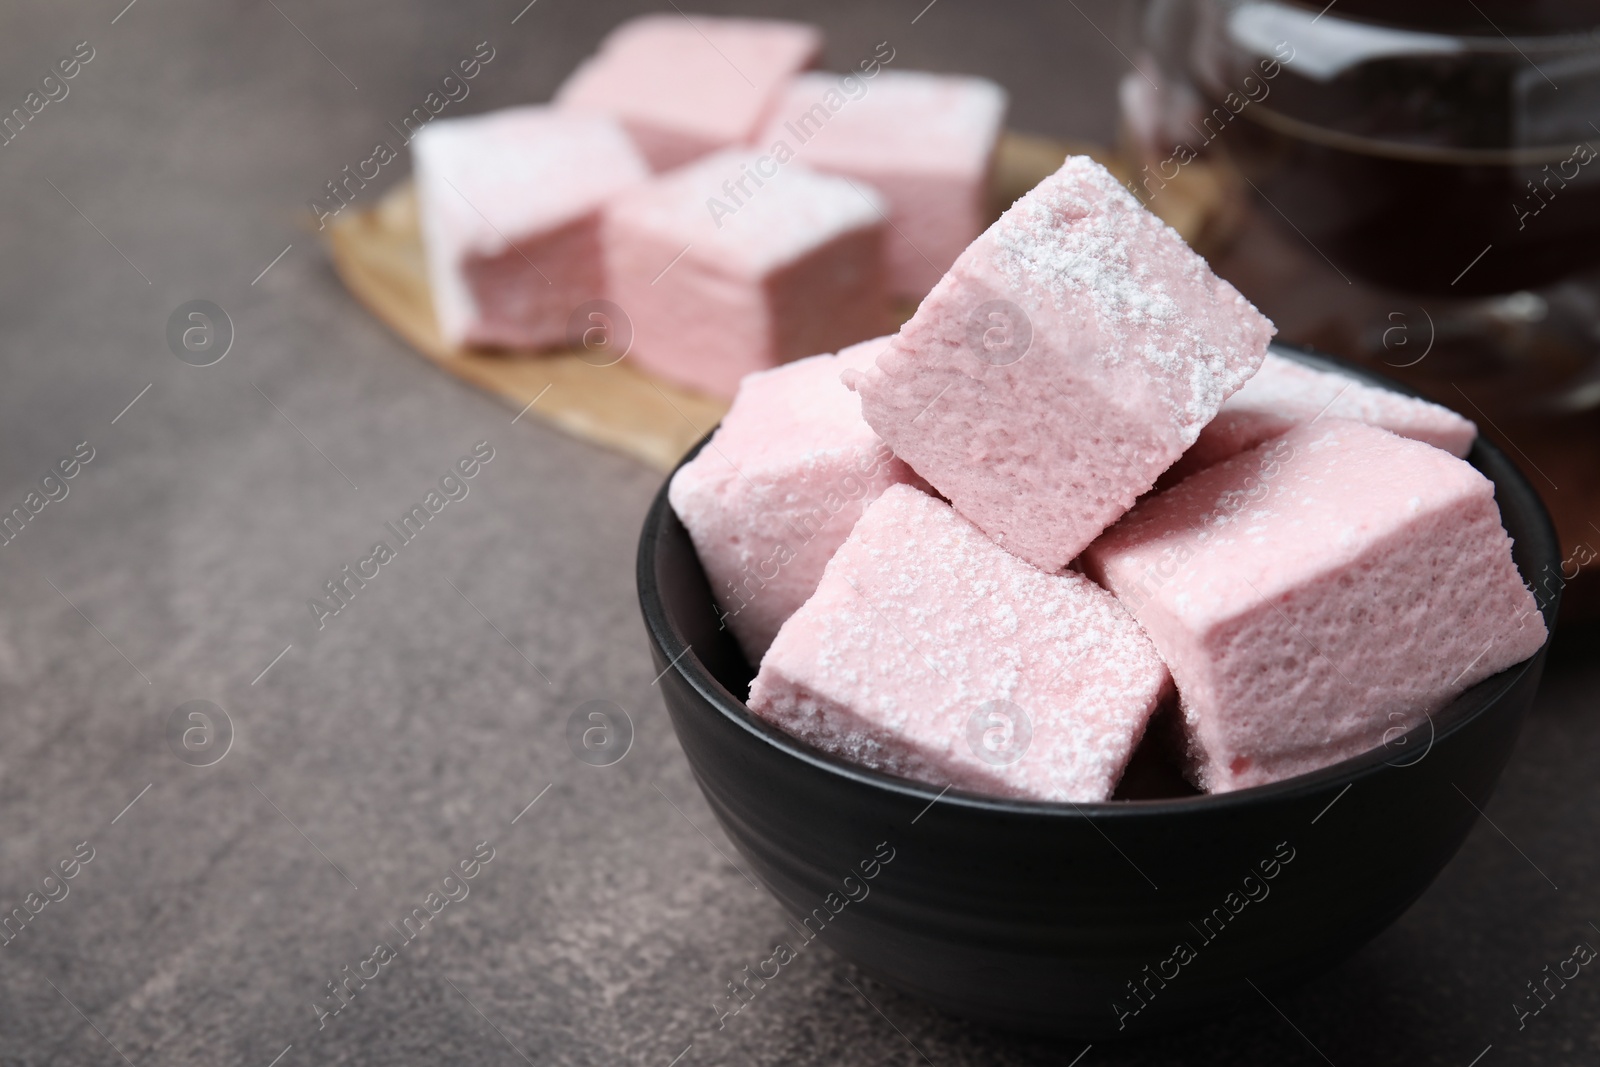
[988,158,1260,438]
[1167,352,1478,482]
[414,107,646,254]
[848,155,1274,572]
[608,149,886,277]
[669,343,922,660]
[412,106,647,348]
[1082,419,1547,793]
[749,484,1170,802]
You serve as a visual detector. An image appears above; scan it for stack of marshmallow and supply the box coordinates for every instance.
[669,153,1547,801]
[412,14,1008,397]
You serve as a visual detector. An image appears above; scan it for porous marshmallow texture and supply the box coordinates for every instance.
[758,70,1008,298]
[606,150,889,398]
[413,107,648,350]
[845,155,1274,572]
[1082,419,1546,794]
[668,339,921,662]
[750,484,1171,803]
[1166,352,1478,483]
[555,15,822,171]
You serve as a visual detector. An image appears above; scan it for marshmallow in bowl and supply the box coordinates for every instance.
[1082,419,1546,794]
[750,484,1170,803]
[668,337,922,662]
[1165,351,1478,483]
[845,155,1274,573]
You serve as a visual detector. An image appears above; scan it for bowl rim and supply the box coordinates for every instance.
[636,342,1563,820]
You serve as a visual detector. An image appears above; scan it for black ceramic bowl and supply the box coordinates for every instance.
[636,344,1561,1038]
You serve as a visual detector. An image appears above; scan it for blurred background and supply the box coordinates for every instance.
[1127,0,1600,621]
[0,1,1595,1064]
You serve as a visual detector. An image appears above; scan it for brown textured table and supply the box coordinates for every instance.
[0,1,1595,1064]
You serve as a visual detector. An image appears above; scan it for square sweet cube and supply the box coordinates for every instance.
[555,14,822,171]
[669,337,921,662]
[758,70,1008,299]
[844,155,1274,573]
[606,150,889,398]
[413,106,648,350]
[1166,351,1478,482]
[1081,419,1547,794]
[749,484,1170,802]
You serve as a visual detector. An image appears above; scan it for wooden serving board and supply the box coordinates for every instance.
[324,132,1225,471]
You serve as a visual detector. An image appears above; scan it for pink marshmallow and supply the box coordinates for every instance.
[1081,419,1547,794]
[555,15,822,171]
[757,70,1008,299]
[412,106,648,350]
[845,155,1274,572]
[1166,352,1478,483]
[749,484,1170,803]
[607,150,890,398]
[669,338,922,662]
